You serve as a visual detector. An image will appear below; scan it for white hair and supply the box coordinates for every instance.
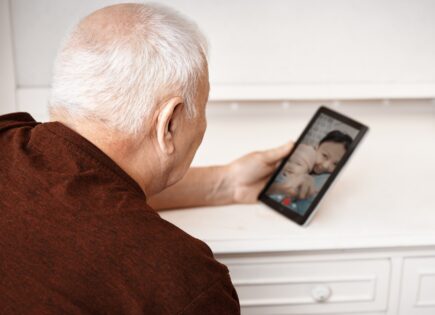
[49,3,208,135]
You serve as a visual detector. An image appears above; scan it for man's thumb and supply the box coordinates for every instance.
[263,141,294,164]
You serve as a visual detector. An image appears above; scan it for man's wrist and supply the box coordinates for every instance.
[213,164,237,205]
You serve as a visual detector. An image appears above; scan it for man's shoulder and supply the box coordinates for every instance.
[89,210,236,313]
[0,112,38,131]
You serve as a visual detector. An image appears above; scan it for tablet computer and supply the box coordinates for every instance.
[258,106,368,226]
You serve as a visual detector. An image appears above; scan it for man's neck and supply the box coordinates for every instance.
[50,115,163,197]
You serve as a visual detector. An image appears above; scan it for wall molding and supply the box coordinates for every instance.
[210,83,435,101]
[0,0,16,114]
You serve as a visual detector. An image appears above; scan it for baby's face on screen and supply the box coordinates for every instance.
[313,141,346,174]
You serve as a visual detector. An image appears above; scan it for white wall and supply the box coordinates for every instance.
[1,0,435,118]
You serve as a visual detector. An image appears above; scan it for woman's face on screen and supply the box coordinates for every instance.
[313,141,346,174]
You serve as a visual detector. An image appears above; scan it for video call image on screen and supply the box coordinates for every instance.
[265,113,359,216]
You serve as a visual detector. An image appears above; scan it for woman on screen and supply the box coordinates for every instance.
[267,130,352,214]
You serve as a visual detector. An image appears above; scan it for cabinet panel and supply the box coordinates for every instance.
[400,257,435,315]
[223,257,390,315]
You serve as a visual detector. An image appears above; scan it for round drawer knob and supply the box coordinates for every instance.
[311,285,332,302]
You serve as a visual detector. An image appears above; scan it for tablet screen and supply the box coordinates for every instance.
[259,106,368,225]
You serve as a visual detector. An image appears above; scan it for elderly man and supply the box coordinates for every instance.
[0,3,291,314]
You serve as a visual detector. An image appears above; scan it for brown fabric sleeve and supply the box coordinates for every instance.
[180,277,240,315]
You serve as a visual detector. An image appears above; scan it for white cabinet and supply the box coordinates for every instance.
[212,251,435,315]
[220,256,390,315]
[399,257,435,315]
[5,0,435,103]
[160,102,435,315]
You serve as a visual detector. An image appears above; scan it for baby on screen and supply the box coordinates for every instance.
[267,130,353,203]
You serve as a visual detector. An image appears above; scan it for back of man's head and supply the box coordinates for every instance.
[49,3,208,135]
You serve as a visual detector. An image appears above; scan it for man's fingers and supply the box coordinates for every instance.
[262,141,294,164]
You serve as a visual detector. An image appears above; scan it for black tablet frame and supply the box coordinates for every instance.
[258,106,369,226]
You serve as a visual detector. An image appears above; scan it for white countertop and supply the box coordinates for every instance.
[160,101,435,254]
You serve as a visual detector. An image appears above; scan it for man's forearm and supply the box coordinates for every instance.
[147,142,293,210]
[147,166,235,211]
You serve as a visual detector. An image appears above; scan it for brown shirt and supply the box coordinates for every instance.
[0,113,239,315]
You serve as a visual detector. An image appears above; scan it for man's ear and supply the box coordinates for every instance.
[156,96,183,155]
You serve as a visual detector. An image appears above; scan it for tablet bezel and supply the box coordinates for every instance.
[258,106,369,226]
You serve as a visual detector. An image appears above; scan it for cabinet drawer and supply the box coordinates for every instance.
[400,257,435,315]
[221,257,390,315]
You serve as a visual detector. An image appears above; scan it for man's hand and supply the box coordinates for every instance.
[224,142,294,204]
